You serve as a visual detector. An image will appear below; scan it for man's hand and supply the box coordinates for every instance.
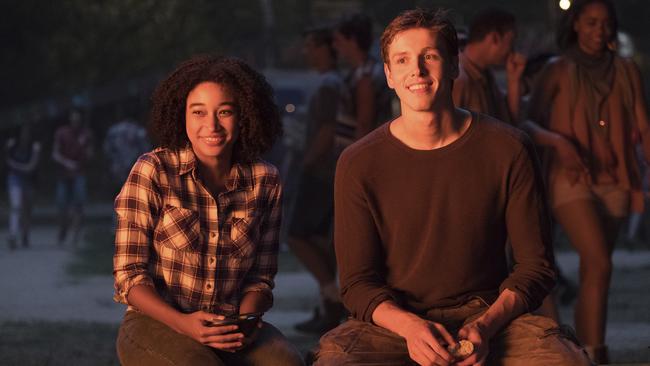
[454,321,489,366]
[400,316,457,366]
[506,52,527,84]
[174,312,244,352]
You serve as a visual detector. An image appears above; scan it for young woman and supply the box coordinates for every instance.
[5,122,41,249]
[113,55,304,366]
[523,0,650,363]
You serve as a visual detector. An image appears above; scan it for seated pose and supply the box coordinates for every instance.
[314,9,592,366]
[113,55,304,366]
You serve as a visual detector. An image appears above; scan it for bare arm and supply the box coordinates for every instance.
[521,60,587,174]
[355,76,376,139]
[127,285,245,351]
[239,291,272,315]
[7,142,41,172]
[505,52,527,123]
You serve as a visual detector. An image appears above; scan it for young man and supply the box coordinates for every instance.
[333,13,394,149]
[314,8,591,366]
[453,8,526,123]
[288,26,347,334]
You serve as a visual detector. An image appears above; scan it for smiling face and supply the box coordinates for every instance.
[573,1,612,55]
[384,27,458,114]
[185,82,239,165]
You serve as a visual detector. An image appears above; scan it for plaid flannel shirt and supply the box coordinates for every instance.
[113,147,281,315]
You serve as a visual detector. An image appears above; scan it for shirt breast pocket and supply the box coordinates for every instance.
[227,214,261,258]
[155,205,201,252]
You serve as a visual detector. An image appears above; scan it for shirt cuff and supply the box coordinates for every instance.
[113,275,155,305]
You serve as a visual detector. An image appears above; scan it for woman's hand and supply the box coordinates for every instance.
[174,312,244,352]
[235,318,264,351]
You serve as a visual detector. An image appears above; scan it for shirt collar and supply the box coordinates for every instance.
[177,146,254,192]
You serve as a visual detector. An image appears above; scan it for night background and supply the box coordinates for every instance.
[1,1,650,365]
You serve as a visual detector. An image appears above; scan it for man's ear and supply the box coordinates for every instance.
[384,63,395,89]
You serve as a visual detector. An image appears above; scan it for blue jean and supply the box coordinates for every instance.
[314,298,593,366]
[7,173,33,240]
[116,311,305,366]
[56,175,86,209]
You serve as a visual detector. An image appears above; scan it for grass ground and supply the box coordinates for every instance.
[0,321,120,366]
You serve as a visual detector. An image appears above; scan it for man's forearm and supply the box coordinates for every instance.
[471,288,526,339]
[372,300,423,338]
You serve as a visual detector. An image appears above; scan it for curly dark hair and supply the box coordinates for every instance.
[150,55,282,163]
[556,0,618,51]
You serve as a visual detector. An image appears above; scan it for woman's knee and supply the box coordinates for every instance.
[116,313,224,366]
[246,323,305,366]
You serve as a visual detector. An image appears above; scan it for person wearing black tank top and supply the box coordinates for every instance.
[5,121,41,249]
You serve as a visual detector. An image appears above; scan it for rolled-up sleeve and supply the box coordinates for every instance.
[500,138,557,311]
[112,154,162,305]
[241,174,281,301]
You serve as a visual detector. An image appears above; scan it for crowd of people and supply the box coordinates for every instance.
[4,0,648,365]
[4,108,150,250]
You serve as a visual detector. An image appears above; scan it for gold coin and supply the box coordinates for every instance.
[448,340,474,359]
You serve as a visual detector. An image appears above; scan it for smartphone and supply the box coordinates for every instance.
[205,313,262,337]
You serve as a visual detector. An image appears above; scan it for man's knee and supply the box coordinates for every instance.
[493,314,593,366]
[314,319,411,365]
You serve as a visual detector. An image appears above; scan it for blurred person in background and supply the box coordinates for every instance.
[103,112,151,191]
[52,108,94,247]
[453,7,526,124]
[5,118,41,250]
[288,26,348,335]
[522,0,650,362]
[112,55,303,366]
[333,12,394,152]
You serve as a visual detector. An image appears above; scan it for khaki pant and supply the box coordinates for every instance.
[116,311,304,366]
[314,298,592,366]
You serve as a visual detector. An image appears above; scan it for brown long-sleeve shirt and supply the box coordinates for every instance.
[334,113,556,322]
